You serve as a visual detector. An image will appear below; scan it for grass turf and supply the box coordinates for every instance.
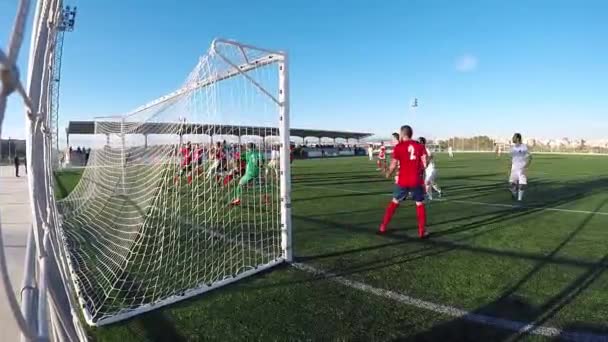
[54,153,608,341]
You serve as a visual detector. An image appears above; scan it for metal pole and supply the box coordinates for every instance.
[20,228,37,342]
[278,55,292,262]
[121,117,126,193]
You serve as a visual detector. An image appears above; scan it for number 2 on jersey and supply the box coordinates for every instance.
[408,145,416,160]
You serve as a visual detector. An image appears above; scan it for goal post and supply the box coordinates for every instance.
[55,39,292,326]
[277,55,292,262]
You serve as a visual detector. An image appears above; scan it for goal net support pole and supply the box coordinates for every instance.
[278,57,292,262]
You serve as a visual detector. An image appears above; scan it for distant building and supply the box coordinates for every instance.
[0,138,26,161]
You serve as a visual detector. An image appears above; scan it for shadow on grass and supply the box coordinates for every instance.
[410,197,608,341]
[123,311,187,342]
[289,176,608,339]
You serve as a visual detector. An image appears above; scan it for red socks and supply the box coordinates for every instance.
[416,204,427,237]
[381,201,399,230]
[381,202,427,237]
[223,174,233,186]
[187,175,192,185]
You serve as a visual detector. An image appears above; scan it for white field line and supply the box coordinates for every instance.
[295,185,608,217]
[185,202,606,339]
[292,262,608,341]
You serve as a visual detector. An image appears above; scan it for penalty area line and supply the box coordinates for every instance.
[295,185,608,217]
[292,262,607,340]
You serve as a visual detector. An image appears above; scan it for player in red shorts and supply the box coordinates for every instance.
[376,141,387,172]
[379,125,429,238]
[290,144,295,164]
[175,141,193,185]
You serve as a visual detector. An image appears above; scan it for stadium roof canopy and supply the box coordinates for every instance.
[66,121,373,141]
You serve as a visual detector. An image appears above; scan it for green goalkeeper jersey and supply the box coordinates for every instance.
[245,150,264,177]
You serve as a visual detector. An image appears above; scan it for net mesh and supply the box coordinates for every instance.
[57,40,286,325]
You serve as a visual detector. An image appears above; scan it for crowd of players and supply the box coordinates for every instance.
[173,127,532,238]
[372,126,531,238]
[174,141,294,206]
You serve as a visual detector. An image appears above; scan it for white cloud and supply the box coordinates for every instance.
[455,54,478,72]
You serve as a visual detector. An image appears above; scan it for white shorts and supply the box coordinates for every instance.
[509,168,527,185]
[425,167,437,184]
[206,160,219,177]
[268,160,278,169]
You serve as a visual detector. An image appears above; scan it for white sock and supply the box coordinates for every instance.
[518,189,524,201]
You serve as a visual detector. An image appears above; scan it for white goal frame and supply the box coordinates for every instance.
[56,39,292,326]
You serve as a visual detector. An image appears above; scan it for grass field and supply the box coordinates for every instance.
[54,153,608,341]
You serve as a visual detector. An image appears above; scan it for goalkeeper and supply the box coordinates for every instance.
[231,143,265,206]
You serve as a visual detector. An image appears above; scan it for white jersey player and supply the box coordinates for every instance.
[368,144,374,161]
[448,146,454,158]
[266,146,280,178]
[419,137,442,200]
[509,133,531,201]
[377,142,387,171]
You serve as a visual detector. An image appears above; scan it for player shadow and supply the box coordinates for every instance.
[559,322,608,339]
[408,197,608,341]
[400,297,543,341]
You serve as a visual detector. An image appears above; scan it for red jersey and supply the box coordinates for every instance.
[215,148,225,161]
[180,147,192,166]
[378,146,386,159]
[392,140,427,187]
[193,147,203,161]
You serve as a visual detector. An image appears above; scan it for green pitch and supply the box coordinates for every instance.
[54,153,608,341]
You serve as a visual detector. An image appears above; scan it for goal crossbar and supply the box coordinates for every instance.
[124,52,284,119]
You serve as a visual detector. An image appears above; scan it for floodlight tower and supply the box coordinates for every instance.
[410,97,418,108]
[49,5,77,158]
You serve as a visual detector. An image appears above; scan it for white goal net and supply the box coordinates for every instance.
[56,39,291,325]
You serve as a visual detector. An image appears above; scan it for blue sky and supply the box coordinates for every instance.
[1,0,607,142]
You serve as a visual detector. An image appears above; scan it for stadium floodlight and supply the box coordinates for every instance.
[410,97,418,108]
[56,39,292,326]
